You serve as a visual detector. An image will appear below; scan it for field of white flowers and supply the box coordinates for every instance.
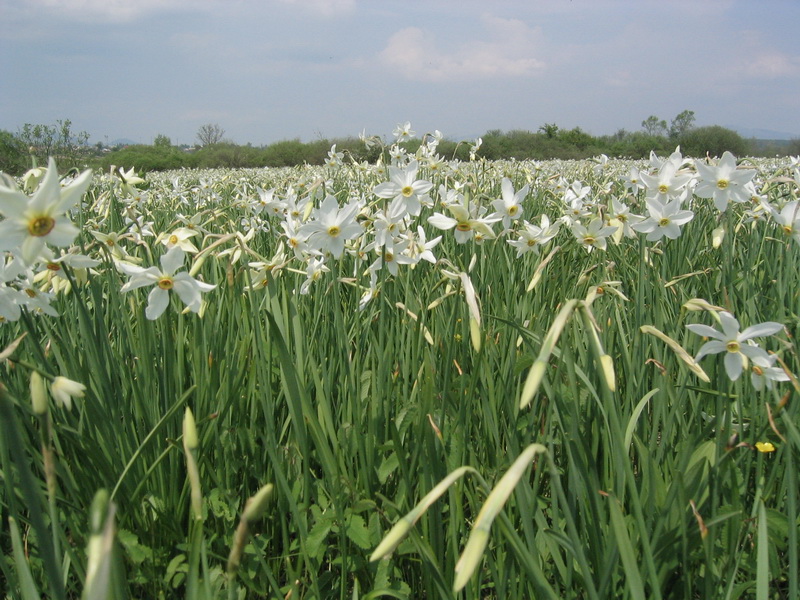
[1,127,799,599]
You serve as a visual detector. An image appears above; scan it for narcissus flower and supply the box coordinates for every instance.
[118,246,215,319]
[686,311,782,381]
[631,198,694,241]
[694,152,756,212]
[50,376,86,410]
[0,157,92,265]
[373,160,433,216]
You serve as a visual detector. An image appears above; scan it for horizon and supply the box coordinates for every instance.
[2,0,799,147]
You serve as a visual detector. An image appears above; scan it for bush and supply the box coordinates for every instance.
[98,145,187,172]
[679,125,749,158]
[0,130,28,175]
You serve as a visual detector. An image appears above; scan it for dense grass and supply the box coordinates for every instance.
[1,151,799,599]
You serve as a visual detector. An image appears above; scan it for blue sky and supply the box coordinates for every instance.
[2,0,799,146]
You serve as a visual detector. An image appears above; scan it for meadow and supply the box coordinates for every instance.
[1,132,799,599]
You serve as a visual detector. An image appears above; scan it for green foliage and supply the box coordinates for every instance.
[0,129,28,175]
[17,119,91,170]
[1,155,798,598]
[97,144,186,172]
[669,109,696,139]
[641,115,668,137]
[153,134,172,149]
[196,123,225,147]
[679,125,750,157]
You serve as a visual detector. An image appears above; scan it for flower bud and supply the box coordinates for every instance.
[50,376,85,411]
[30,371,48,414]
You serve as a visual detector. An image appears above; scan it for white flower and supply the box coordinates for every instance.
[694,152,756,212]
[491,178,529,229]
[300,195,363,259]
[0,157,92,265]
[640,161,693,203]
[118,246,215,320]
[507,215,560,256]
[750,353,789,391]
[373,160,433,216]
[686,311,783,381]
[571,218,617,253]
[50,376,86,410]
[631,198,694,241]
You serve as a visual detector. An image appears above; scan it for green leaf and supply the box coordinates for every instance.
[346,514,372,550]
[378,452,399,484]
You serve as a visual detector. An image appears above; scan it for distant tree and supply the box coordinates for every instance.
[641,115,668,137]
[538,123,560,139]
[153,134,172,148]
[669,109,696,139]
[196,123,225,147]
[679,125,749,157]
[0,129,28,175]
[17,119,90,169]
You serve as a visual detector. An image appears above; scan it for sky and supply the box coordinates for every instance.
[2,0,799,147]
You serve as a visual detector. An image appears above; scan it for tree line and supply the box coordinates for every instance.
[1,113,797,175]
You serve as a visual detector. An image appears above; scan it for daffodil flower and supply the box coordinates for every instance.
[300,195,363,259]
[50,376,86,411]
[686,311,783,381]
[694,152,756,212]
[631,198,694,241]
[491,178,529,230]
[0,157,92,265]
[118,246,215,320]
[373,160,433,216]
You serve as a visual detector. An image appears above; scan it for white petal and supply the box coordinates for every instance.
[145,288,170,319]
[739,322,783,341]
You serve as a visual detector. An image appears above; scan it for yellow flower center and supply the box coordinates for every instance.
[783,225,793,235]
[583,236,596,246]
[456,222,472,232]
[46,262,61,271]
[508,205,519,216]
[658,217,670,226]
[384,251,394,262]
[726,340,740,353]
[169,234,179,245]
[752,365,764,376]
[106,239,115,247]
[28,216,55,237]
[327,225,341,237]
[158,277,174,290]
[526,239,537,247]
[401,186,413,197]
[717,179,729,190]
[658,184,669,194]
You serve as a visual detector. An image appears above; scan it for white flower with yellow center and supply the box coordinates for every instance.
[0,157,92,265]
[694,152,756,212]
[686,311,783,381]
[118,246,215,320]
[373,160,433,216]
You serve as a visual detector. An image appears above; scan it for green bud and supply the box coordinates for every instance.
[183,407,198,450]
[30,371,48,415]
[242,484,274,523]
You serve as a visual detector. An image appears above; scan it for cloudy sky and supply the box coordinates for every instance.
[2,0,799,146]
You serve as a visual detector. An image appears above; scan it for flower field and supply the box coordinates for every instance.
[1,130,799,599]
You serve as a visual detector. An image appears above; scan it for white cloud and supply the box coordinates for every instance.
[380,16,546,82]
[15,0,210,22]
[740,52,800,79]
[275,0,355,16]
